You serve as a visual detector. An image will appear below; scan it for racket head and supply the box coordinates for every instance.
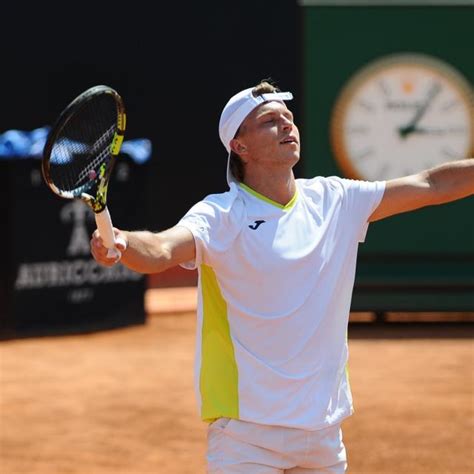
[42,85,126,212]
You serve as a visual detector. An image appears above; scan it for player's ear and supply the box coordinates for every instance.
[230,138,248,156]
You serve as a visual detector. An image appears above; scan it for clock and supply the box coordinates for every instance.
[330,53,473,181]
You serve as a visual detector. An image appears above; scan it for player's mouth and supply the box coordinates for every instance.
[280,136,298,145]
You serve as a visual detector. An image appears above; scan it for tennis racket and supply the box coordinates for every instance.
[42,85,126,260]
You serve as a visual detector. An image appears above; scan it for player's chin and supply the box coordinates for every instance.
[280,144,300,158]
[284,149,300,164]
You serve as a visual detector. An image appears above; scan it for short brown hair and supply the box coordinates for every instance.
[229,79,280,182]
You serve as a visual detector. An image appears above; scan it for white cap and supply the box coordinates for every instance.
[218,87,293,185]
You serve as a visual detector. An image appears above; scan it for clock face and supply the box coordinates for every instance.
[330,53,473,181]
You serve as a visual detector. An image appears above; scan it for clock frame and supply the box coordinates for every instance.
[330,53,473,181]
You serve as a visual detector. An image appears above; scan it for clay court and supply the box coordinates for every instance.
[1,296,473,474]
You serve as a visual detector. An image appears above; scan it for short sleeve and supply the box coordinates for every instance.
[326,177,386,242]
[176,190,245,269]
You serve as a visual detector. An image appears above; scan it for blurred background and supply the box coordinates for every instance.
[0,0,302,337]
[0,0,472,335]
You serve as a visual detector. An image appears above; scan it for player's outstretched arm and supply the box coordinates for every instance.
[369,158,474,222]
[91,225,196,273]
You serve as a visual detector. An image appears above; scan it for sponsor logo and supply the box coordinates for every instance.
[248,220,265,230]
[14,200,142,302]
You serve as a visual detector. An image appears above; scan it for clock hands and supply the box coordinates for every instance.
[398,82,442,139]
[407,126,462,136]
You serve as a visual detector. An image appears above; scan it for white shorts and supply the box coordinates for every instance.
[207,418,347,474]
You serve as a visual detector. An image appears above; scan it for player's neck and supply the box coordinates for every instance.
[242,170,296,207]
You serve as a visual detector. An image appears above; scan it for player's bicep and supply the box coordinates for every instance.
[369,172,435,222]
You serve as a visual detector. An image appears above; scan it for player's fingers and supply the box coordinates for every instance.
[91,236,105,255]
[115,239,127,252]
[90,238,104,256]
[111,228,128,252]
[92,228,102,242]
[91,228,125,265]
[91,244,118,266]
[115,234,128,252]
[90,233,115,264]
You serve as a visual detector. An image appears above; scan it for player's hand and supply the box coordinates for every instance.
[90,228,128,266]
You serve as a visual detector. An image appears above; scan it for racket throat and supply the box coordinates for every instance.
[81,192,106,213]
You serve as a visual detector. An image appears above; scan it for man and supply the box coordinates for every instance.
[91,80,474,473]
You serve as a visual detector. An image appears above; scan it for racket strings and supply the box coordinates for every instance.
[74,125,115,188]
[49,94,118,194]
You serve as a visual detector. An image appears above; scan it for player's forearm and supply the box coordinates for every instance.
[120,230,175,274]
[423,159,474,204]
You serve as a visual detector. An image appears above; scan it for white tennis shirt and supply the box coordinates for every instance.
[177,176,385,430]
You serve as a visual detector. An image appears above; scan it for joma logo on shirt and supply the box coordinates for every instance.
[248,220,266,230]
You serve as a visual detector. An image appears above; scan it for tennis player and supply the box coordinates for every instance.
[91,80,474,473]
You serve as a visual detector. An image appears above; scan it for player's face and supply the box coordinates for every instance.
[235,101,300,169]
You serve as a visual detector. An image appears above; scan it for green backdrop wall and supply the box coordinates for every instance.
[301,2,473,310]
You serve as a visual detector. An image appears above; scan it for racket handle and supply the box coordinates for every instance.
[95,207,121,260]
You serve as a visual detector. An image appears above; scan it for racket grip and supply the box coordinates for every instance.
[95,207,121,260]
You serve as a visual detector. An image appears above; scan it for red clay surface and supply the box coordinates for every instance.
[1,312,473,474]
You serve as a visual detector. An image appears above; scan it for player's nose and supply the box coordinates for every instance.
[281,117,293,131]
